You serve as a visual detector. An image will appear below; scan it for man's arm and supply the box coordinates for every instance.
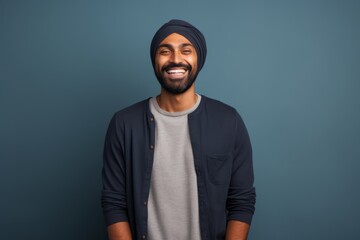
[226,220,250,240]
[102,115,131,238]
[107,222,132,240]
[226,111,256,238]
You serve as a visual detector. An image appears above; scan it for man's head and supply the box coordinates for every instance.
[150,19,207,94]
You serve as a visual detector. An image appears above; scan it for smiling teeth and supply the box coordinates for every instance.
[167,69,186,74]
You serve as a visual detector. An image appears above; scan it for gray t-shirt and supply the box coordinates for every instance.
[148,95,202,240]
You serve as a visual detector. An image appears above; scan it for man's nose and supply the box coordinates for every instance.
[170,50,182,63]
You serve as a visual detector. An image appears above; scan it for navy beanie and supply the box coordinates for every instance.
[150,19,207,71]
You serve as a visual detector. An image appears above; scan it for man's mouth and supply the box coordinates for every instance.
[166,68,187,75]
[163,67,189,80]
[160,63,192,80]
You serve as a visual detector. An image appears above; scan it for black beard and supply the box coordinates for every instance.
[155,63,197,94]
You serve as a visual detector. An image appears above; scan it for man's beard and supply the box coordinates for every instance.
[155,62,197,94]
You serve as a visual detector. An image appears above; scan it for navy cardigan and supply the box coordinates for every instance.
[102,95,256,239]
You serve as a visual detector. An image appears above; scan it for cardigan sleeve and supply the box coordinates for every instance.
[101,113,129,226]
[226,111,256,225]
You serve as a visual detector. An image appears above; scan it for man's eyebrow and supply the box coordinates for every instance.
[158,43,193,49]
[158,43,173,49]
[180,43,193,48]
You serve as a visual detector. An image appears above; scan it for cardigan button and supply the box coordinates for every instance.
[150,145,154,149]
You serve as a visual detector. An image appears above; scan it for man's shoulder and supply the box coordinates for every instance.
[113,98,149,122]
[201,95,237,115]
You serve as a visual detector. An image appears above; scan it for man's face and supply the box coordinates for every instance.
[154,33,198,94]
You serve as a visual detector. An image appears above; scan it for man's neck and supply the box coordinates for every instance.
[156,86,198,112]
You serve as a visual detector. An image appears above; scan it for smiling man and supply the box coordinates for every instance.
[154,33,198,95]
[101,19,256,240]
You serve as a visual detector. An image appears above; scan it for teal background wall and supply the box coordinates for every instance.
[1,0,359,239]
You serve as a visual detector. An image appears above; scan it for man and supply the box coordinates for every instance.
[102,19,256,240]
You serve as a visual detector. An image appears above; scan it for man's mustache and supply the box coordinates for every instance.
[161,63,192,72]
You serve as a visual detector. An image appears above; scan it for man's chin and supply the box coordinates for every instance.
[164,77,186,84]
[160,81,193,94]
[156,73,197,94]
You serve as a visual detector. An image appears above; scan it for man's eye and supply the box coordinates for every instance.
[159,50,170,55]
[182,49,192,54]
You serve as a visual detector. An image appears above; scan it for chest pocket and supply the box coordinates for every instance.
[207,154,232,185]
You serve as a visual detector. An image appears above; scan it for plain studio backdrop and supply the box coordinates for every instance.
[1,1,359,239]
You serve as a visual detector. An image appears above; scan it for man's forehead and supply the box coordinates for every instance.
[159,33,192,46]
